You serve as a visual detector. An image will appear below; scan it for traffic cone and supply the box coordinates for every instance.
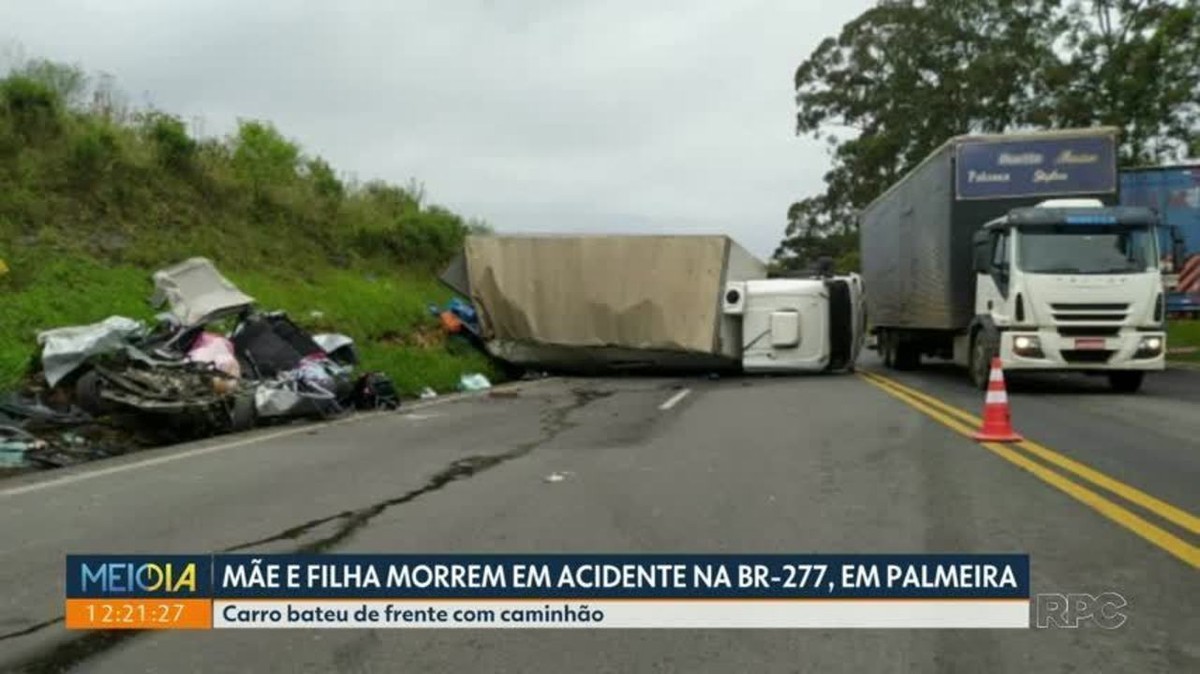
[973,357,1023,442]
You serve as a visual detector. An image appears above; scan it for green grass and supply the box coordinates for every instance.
[0,255,499,396]
[1167,320,1200,362]
[0,61,501,397]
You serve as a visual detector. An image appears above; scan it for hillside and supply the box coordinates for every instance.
[0,58,497,393]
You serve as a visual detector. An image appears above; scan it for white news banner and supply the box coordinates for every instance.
[213,600,1030,629]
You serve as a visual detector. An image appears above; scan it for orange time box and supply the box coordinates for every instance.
[65,599,212,630]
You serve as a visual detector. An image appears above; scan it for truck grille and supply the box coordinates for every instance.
[1057,326,1121,337]
[1051,302,1129,323]
[1060,350,1114,364]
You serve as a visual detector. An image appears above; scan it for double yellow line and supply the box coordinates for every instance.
[859,370,1200,569]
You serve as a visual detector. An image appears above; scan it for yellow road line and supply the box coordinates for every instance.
[861,371,1200,536]
[858,373,1200,570]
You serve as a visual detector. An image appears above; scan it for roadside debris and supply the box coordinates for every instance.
[38,316,146,387]
[2,256,435,475]
[0,427,46,468]
[488,389,519,399]
[543,471,573,483]
[458,373,492,392]
[418,387,439,400]
[313,333,358,367]
[150,257,254,327]
[350,372,400,411]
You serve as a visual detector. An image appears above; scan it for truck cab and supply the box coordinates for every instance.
[967,199,1166,391]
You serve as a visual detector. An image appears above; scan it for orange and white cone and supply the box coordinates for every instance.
[973,357,1023,442]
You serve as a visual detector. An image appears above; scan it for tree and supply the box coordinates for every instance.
[231,120,299,192]
[10,58,88,109]
[1039,0,1200,164]
[775,0,1200,270]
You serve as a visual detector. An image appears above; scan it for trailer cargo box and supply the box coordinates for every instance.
[455,234,765,371]
[860,128,1120,331]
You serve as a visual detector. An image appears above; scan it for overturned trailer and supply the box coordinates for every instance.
[441,235,866,374]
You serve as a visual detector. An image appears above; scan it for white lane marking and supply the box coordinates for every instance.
[659,388,692,411]
[402,413,443,421]
[0,380,555,500]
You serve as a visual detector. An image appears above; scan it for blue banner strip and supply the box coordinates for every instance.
[68,554,1030,599]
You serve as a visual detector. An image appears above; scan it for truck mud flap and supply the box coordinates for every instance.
[825,279,853,371]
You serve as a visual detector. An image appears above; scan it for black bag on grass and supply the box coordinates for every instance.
[352,372,400,410]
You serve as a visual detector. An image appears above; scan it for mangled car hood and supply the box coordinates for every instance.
[151,257,255,327]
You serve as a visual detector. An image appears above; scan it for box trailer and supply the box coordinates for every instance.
[860,128,1167,392]
[442,234,865,374]
[1120,164,1200,316]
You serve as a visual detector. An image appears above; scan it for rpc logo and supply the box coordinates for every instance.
[1034,592,1127,629]
[80,561,198,595]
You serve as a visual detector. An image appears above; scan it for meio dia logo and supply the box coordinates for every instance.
[80,561,198,595]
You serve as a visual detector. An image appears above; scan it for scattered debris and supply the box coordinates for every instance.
[429,298,481,337]
[3,257,448,475]
[543,471,574,483]
[187,332,241,378]
[150,257,254,327]
[313,333,358,367]
[488,389,519,399]
[350,372,400,411]
[0,427,46,468]
[458,373,492,392]
[418,387,439,400]
[37,316,147,387]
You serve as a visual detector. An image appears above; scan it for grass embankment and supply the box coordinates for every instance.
[0,256,497,394]
[0,59,499,395]
[1167,320,1200,362]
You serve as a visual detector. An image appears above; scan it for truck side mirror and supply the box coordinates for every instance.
[972,231,991,273]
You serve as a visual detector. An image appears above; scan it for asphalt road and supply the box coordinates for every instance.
[0,363,1196,673]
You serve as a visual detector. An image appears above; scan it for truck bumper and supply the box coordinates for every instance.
[998,329,1166,372]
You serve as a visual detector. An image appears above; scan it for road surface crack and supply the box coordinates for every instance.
[5,386,613,673]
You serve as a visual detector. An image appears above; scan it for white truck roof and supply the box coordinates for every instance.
[1034,198,1105,208]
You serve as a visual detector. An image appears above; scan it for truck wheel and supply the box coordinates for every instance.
[880,332,896,369]
[1107,371,1144,393]
[969,331,996,390]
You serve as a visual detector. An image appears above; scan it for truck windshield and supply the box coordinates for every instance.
[1016,225,1156,275]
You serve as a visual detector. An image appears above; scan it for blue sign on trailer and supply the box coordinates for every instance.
[956,135,1117,200]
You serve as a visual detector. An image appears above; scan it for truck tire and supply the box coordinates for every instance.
[880,331,896,369]
[969,330,997,390]
[1108,371,1144,393]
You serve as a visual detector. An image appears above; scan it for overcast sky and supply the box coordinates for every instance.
[2,0,873,259]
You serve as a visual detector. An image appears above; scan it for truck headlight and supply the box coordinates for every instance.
[1135,336,1164,359]
[1012,335,1043,358]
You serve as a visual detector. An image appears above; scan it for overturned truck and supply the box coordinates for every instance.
[441,235,866,374]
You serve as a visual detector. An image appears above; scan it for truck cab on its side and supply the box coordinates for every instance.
[725,274,866,374]
[967,199,1166,392]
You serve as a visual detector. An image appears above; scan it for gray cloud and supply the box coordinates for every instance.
[2,0,873,258]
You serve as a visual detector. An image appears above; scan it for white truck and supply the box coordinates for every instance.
[861,128,1166,392]
[441,234,865,374]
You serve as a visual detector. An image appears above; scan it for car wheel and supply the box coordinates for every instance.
[74,369,114,415]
